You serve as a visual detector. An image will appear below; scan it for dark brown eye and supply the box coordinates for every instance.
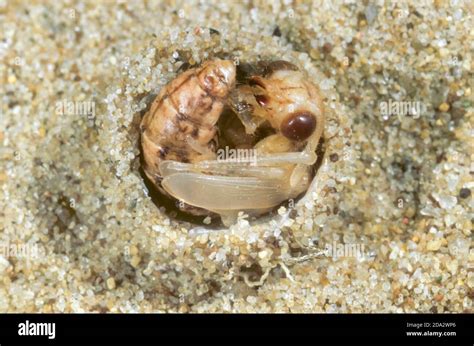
[255,94,269,107]
[281,112,317,141]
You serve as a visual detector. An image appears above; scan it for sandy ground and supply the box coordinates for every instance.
[0,0,472,312]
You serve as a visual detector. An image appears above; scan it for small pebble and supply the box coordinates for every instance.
[438,103,450,112]
[272,26,281,37]
[131,255,141,268]
[427,240,443,251]
[329,153,339,162]
[106,277,116,290]
[458,188,471,199]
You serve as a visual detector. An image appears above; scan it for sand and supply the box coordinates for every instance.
[0,0,472,312]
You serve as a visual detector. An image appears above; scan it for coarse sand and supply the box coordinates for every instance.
[0,0,472,312]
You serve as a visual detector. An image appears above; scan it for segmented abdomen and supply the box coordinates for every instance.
[141,66,225,180]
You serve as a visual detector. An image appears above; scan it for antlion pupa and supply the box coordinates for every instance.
[141,59,325,225]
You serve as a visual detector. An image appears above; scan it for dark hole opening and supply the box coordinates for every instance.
[137,60,327,228]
